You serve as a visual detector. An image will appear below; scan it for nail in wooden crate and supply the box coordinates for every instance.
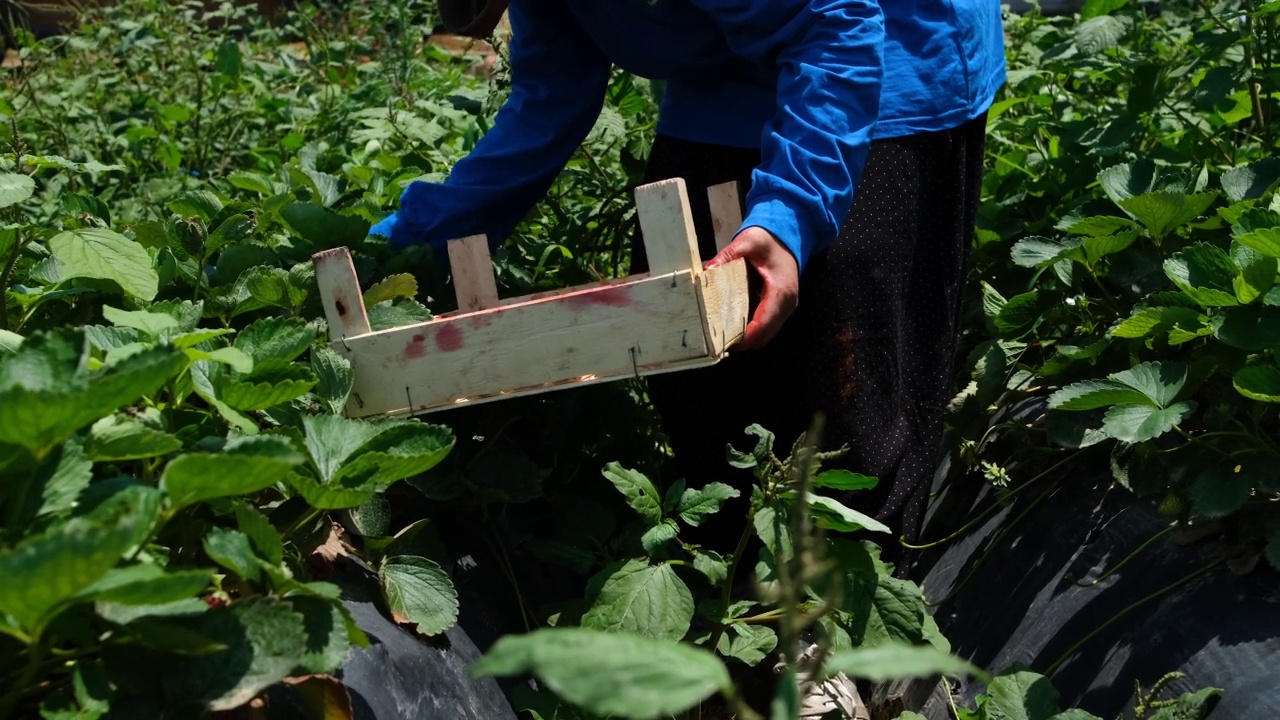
[313,178,749,419]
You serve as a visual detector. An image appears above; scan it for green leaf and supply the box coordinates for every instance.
[676,482,740,527]
[1231,242,1277,304]
[311,345,353,415]
[280,203,370,250]
[367,298,433,331]
[78,564,211,605]
[823,642,989,683]
[987,670,1062,720]
[1189,465,1253,519]
[1121,193,1218,240]
[1164,243,1241,307]
[49,228,159,301]
[1211,306,1280,350]
[205,214,256,254]
[982,281,1008,319]
[641,521,678,556]
[1147,687,1222,720]
[582,559,694,641]
[471,628,729,720]
[1102,402,1195,443]
[1111,306,1206,340]
[101,305,180,339]
[1082,229,1139,265]
[364,273,419,306]
[1109,362,1187,407]
[692,550,728,585]
[812,470,878,491]
[602,463,663,525]
[1081,0,1128,19]
[378,555,458,636]
[161,436,304,508]
[1011,237,1082,269]
[771,669,801,720]
[219,363,318,411]
[293,415,455,509]
[204,527,263,582]
[1223,158,1280,202]
[805,494,891,534]
[0,487,152,631]
[21,155,123,174]
[1234,227,1280,257]
[166,598,309,711]
[1234,363,1280,401]
[234,503,284,567]
[716,624,777,667]
[1048,380,1151,410]
[1100,161,1158,205]
[286,595,353,674]
[995,290,1043,337]
[85,413,183,461]
[1060,215,1139,238]
[0,332,185,456]
[168,191,224,222]
[0,329,22,354]
[235,316,316,365]
[1075,15,1129,54]
[26,438,93,522]
[0,172,35,208]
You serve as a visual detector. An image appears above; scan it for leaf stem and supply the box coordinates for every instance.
[706,520,755,653]
[1067,524,1175,587]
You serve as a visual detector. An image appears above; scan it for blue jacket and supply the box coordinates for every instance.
[372,0,1006,273]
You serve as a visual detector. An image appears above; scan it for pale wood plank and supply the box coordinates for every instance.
[635,178,701,277]
[696,258,749,357]
[707,181,744,252]
[313,247,372,340]
[336,270,711,418]
[447,234,499,313]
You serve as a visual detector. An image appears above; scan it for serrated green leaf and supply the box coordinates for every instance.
[203,527,262,582]
[1048,380,1151,410]
[363,273,419,306]
[1164,243,1241,307]
[0,173,35,208]
[1110,362,1187,407]
[0,488,152,631]
[184,346,254,374]
[1102,402,1195,443]
[1075,14,1129,54]
[602,463,663,525]
[1111,306,1206,340]
[1122,192,1219,239]
[311,345,353,415]
[48,228,159,301]
[1231,241,1277,304]
[986,670,1062,720]
[994,290,1043,337]
[26,438,92,522]
[1211,306,1280,350]
[280,203,370,250]
[1223,158,1280,201]
[379,555,458,636]
[234,503,284,566]
[692,550,728,585]
[78,564,211,605]
[161,436,304,508]
[235,316,316,365]
[165,598,309,711]
[170,328,234,349]
[0,329,22,354]
[676,482,739,527]
[641,521,678,555]
[1189,466,1252,519]
[219,364,317,411]
[168,190,224,222]
[1234,364,1280,402]
[471,628,729,720]
[1082,229,1139,265]
[367,298,433,331]
[1100,161,1158,205]
[716,623,777,667]
[205,214,255,254]
[582,559,694,641]
[1060,215,1139,238]
[1234,226,1280,257]
[823,642,988,683]
[286,595,352,674]
[86,413,183,461]
[1011,237,1082,269]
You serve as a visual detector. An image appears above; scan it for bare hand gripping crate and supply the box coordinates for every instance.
[313,178,750,419]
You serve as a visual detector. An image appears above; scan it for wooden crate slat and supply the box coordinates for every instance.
[334,267,729,418]
[314,247,372,339]
[707,180,744,252]
[636,178,701,277]
[446,234,500,312]
[697,258,749,356]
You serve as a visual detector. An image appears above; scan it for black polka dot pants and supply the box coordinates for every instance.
[629,114,988,573]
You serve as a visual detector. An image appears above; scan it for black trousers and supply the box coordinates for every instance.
[629,115,988,572]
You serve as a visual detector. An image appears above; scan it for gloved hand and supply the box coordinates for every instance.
[369,212,402,245]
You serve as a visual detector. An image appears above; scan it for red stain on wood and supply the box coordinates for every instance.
[435,324,464,352]
[566,286,632,310]
[404,334,428,359]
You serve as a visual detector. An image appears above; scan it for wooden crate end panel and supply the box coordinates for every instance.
[313,247,372,340]
[697,259,749,357]
[341,271,710,417]
[635,178,700,277]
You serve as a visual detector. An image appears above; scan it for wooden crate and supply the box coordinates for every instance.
[314,178,750,419]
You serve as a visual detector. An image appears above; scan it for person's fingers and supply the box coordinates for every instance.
[707,227,799,351]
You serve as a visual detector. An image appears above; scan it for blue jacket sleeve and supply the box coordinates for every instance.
[371,0,612,252]
[688,0,884,273]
